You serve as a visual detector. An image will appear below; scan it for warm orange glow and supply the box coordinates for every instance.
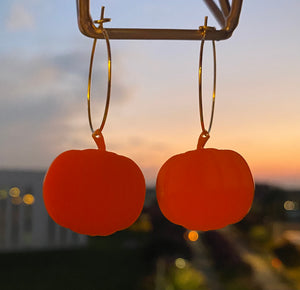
[247,149,300,188]
[23,194,35,205]
[188,230,199,242]
[9,187,20,198]
[271,258,283,269]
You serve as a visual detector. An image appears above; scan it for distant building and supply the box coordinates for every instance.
[252,184,300,245]
[0,170,87,252]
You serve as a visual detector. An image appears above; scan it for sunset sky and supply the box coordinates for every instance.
[0,0,299,189]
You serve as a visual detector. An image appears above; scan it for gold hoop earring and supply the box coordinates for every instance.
[197,16,217,149]
[43,7,146,237]
[87,7,112,147]
[156,17,254,232]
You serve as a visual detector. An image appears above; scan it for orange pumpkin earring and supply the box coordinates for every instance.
[43,7,146,236]
[156,17,254,231]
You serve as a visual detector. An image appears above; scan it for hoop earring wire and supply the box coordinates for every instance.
[198,16,217,148]
[87,7,112,135]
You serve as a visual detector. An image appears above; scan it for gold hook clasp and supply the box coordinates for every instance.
[199,16,216,39]
[94,6,111,28]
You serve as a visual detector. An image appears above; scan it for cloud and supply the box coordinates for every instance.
[0,48,135,169]
[6,3,35,31]
[0,52,85,124]
[0,51,84,168]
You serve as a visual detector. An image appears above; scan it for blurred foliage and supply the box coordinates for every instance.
[273,242,300,268]
[141,258,206,290]
[247,225,272,251]
[249,225,270,244]
[169,263,206,290]
[284,266,300,290]
[129,213,153,232]
[167,264,207,290]
[220,275,261,290]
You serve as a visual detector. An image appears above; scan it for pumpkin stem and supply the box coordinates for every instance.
[197,131,210,149]
[92,129,106,151]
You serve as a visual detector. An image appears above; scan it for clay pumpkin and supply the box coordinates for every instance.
[43,133,146,236]
[156,135,254,231]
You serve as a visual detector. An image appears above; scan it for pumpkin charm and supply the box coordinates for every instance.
[156,134,254,231]
[43,132,146,236]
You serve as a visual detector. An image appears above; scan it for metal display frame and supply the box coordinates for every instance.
[76,0,243,41]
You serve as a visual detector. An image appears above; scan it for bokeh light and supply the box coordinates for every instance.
[9,187,21,198]
[284,200,297,211]
[188,230,199,242]
[23,194,35,205]
[175,258,186,269]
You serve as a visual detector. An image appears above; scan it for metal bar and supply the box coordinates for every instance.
[202,0,225,28]
[218,0,230,17]
[225,0,243,32]
[79,28,231,41]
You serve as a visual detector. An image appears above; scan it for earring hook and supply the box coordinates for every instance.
[94,6,111,27]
